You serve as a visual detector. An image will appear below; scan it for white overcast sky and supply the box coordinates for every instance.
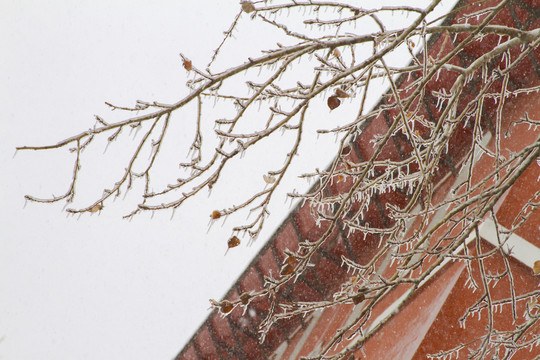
[1,1,455,359]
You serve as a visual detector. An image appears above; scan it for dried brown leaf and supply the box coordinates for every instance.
[327,96,341,110]
[335,88,350,98]
[285,255,297,265]
[280,263,295,276]
[263,174,276,184]
[351,292,365,305]
[220,300,234,314]
[240,292,252,305]
[241,1,256,13]
[341,146,351,156]
[228,236,240,248]
[533,260,540,275]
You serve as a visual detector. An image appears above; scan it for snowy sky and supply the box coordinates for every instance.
[1,1,455,359]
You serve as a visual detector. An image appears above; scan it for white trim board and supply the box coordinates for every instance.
[477,219,540,271]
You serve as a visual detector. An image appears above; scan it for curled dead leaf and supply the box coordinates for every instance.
[533,260,540,275]
[241,1,256,13]
[90,204,102,213]
[280,263,295,276]
[228,236,240,248]
[240,292,252,305]
[334,88,350,98]
[219,300,234,314]
[351,292,365,305]
[285,254,297,265]
[211,210,222,220]
[263,174,276,184]
[182,60,192,71]
[327,96,341,110]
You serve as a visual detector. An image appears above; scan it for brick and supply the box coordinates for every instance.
[176,344,199,360]
[356,114,390,160]
[257,248,280,279]
[326,148,362,197]
[325,231,354,262]
[273,222,300,261]
[346,231,385,266]
[240,333,266,359]
[312,255,348,293]
[239,266,263,294]
[262,323,286,350]
[294,203,332,242]
[194,325,220,360]
[210,312,238,350]
[248,293,271,316]
[292,281,326,302]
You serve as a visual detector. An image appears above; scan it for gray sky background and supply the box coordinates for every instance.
[1,1,455,359]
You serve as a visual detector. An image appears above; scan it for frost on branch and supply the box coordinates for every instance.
[18,1,540,359]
